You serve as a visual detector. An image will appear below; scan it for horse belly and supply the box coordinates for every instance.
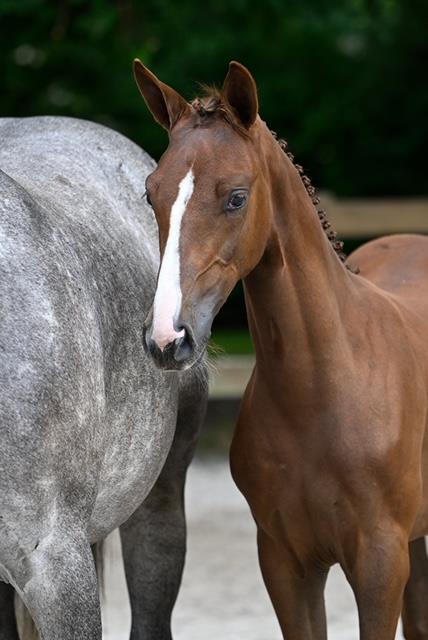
[87,382,178,542]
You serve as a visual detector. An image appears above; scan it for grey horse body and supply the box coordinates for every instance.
[0,117,207,638]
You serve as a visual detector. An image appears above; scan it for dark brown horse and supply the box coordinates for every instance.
[135,58,428,639]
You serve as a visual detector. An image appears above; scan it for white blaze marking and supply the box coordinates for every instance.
[152,168,194,351]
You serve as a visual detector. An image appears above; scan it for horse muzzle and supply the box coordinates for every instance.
[143,320,199,371]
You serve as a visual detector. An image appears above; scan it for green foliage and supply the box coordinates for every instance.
[210,329,254,355]
[0,0,427,196]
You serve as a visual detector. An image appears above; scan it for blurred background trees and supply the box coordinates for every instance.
[1,0,427,198]
[1,0,427,347]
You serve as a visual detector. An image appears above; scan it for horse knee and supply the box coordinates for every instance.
[344,529,410,640]
[14,531,101,640]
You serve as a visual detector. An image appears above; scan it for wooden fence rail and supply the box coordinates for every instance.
[321,193,428,237]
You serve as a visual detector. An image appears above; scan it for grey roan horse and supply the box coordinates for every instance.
[0,116,208,639]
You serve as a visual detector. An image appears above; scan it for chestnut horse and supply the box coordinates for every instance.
[135,59,428,639]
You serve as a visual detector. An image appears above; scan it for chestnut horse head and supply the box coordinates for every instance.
[135,60,276,370]
[134,60,349,371]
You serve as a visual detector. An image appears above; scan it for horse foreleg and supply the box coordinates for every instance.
[14,529,101,640]
[0,583,19,640]
[402,537,428,639]
[257,527,328,640]
[344,527,409,640]
[120,385,206,640]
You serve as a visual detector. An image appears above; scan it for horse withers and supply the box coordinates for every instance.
[136,59,428,639]
[0,116,208,639]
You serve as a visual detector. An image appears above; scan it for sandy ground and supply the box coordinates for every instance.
[101,459,403,640]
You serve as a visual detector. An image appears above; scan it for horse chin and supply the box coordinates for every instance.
[175,343,208,372]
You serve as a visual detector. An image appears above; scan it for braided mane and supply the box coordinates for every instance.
[191,90,358,273]
[270,131,358,272]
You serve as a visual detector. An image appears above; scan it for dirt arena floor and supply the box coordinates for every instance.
[102,458,403,640]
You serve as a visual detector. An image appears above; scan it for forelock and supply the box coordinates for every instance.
[190,86,250,138]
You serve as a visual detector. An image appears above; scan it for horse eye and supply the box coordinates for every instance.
[226,189,248,212]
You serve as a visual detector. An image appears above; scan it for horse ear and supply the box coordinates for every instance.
[133,59,189,131]
[222,61,258,129]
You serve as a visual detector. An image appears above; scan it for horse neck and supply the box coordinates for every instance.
[244,128,356,388]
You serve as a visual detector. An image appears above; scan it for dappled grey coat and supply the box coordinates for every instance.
[0,116,207,640]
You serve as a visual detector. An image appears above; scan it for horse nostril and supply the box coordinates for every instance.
[173,327,194,363]
[143,322,196,369]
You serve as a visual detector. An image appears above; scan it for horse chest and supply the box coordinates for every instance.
[231,421,321,517]
[231,402,374,559]
[232,378,426,568]
[231,429,351,568]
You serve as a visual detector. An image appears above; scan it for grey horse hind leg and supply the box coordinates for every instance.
[14,531,101,640]
[0,583,19,640]
[120,376,207,640]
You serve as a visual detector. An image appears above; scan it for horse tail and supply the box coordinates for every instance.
[13,540,105,638]
[14,594,39,640]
